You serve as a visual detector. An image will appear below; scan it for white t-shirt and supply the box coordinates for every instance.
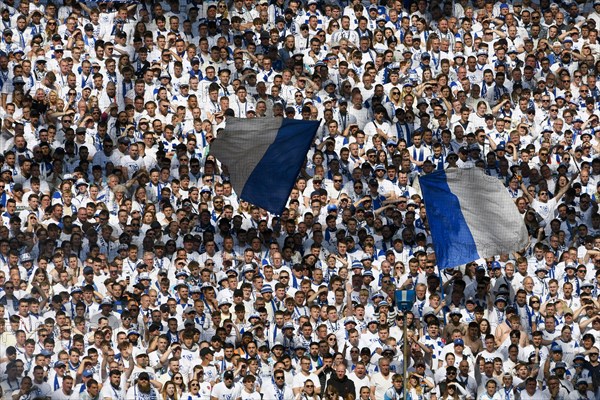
[370,372,393,399]
[262,382,295,400]
[99,383,126,400]
[348,372,371,398]
[50,389,79,400]
[567,390,595,400]
[239,389,262,400]
[520,390,550,400]
[119,155,145,178]
[531,198,558,222]
[292,371,321,391]
[210,381,240,400]
[125,385,159,400]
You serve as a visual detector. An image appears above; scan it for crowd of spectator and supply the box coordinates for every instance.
[2,0,600,399]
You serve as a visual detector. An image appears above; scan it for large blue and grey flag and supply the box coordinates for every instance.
[210,117,320,215]
[420,167,528,269]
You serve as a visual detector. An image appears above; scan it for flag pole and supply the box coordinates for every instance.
[438,267,447,325]
[403,315,409,398]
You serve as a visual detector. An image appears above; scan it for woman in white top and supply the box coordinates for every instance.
[180,378,209,400]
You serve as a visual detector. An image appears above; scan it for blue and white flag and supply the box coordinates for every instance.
[419,168,528,269]
[210,117,320,215]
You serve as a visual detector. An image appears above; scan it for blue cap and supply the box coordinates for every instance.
[553,362,567,370]
[551,343,563,352]
[454,339,465,346]
[352,260,363,269]
[82,370,94,378]
[491,261,502,270]
[261,285,273,294]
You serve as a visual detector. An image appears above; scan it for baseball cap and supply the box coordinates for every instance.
[224,370,235,380]
[551,343,563,352]
[82,370,94,378]
[553,362,567,370]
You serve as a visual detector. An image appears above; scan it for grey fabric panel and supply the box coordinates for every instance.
[446,168,529,257]
[210,117,282,194]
